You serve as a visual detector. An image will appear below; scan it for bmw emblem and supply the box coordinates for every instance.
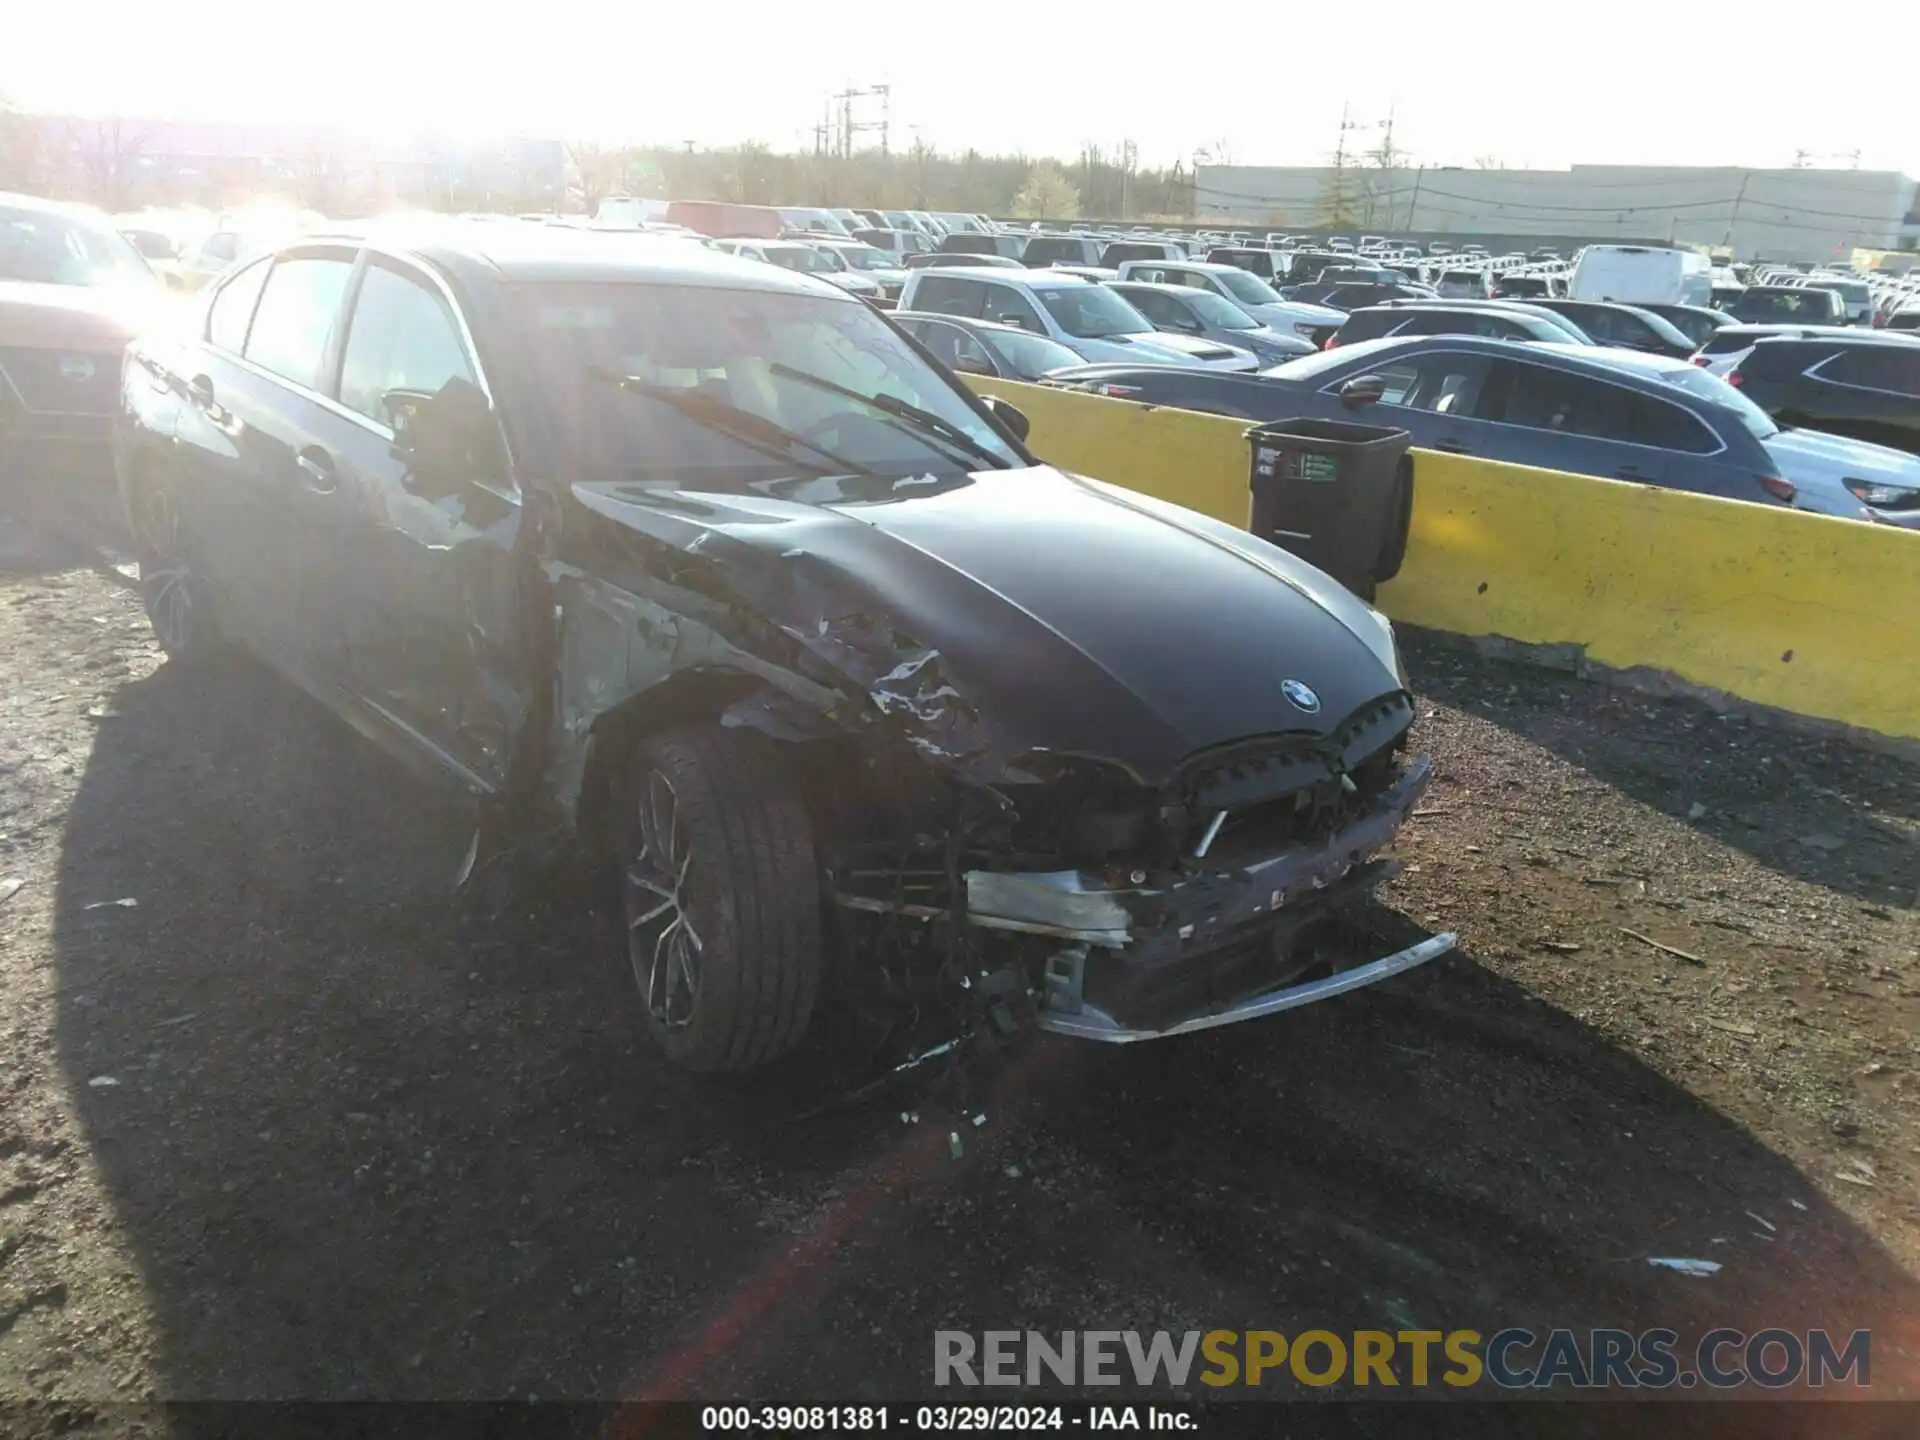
[59,356,96,383]
[1280,679,1321,713]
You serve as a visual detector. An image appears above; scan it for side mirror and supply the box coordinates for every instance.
[953,355,996,378]
[387,377,503,496]
[1338,375,1387,409]
[995,313,1031,331]
[979,394,1030,443]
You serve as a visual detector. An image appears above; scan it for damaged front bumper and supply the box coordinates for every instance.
[975,754,1452,1042]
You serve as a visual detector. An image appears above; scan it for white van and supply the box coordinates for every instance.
[594,196,670,227]
[1569,245,1712,306]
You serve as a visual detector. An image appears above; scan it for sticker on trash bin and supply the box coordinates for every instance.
[1284,452,1341,482]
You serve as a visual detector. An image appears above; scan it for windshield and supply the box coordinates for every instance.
[1036,284,1153,339]
[1658,365,1779,441]
[1811,281,1868,304]
[984,327,1084,377]
[1184,291,1259,330]
[835,246,895,272]
[0,205,153,287]
[764,246,835,274]
[511,283,1022,482]
[1215,269,1282,307]
[1736,289,1837,321]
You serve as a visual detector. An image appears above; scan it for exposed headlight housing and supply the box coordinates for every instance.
[1844,478,1920,510]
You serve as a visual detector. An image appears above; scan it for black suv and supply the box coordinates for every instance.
[1327,301,1586,349]
[1727,335,1920,454]
[1021,233,1103,268]
[1530,300,1695,358]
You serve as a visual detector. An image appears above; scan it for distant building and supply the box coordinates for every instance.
[1196,163,1920,262]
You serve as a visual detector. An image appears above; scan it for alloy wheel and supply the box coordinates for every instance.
[625,769,702,1029]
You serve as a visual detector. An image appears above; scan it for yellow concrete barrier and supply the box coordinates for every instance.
[966,376,1253,527]
[969,376,1920,746]
[1377,451,1920,745]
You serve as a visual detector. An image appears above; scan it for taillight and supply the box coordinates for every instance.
[1690,354,1710,366]
[1726,371,1744,387]
[1758,474,1796,503]
[1093,382,1141,398]
[1323,335,1341,350]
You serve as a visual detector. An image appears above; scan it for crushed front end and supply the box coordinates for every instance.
[827,689,1453,1045]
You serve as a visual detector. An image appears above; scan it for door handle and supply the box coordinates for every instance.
[186,374,216,408]
[295,446,339,495]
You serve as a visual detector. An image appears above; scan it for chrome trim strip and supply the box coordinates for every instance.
[1038,932,1457,1043]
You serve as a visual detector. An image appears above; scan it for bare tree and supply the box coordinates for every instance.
[1011,160,1080,220]
[1473,154,1508,170]
[566,138,623,214]
[72,117,153,210]
[0,95,51,192]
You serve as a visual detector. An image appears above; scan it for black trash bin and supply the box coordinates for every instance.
[1245,418,1414,601]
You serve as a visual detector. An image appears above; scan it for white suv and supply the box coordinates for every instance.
[897,268,1259,370]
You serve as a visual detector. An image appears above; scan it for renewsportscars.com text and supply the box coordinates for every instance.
[934,1328,1870,1391]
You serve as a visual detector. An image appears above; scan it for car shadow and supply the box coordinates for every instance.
[51,651,1918,1403]
[1401,632,1919,907]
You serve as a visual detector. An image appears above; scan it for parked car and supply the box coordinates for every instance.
[1528,300,1696,358]
[1203,247,1282,282]
[1287,281,1435,312]
[852,227,934,259]
[937,231,1026,260]
[891,311,1087,380]
[1631,302,1736,350]
[113,220,1447,1068]
[1732,286,1847,326]
[1435,268,1495,300]
[1326,300,1590,349]
[1687,323,1898,377]
[775,207,852,238]
[1041,335,1800,510]
[1796,276,1875,327]
[805,239,908,302]
[1107,282,1314,365]
[1887,306,1920,333]
[1,191,174,484]
[1568,245,1712,306]
[1724,333,1920,458]
[1021,234,1104,268]
[664,201,786,239]
[1113,260,1346,346]
[903,251,1023,271]
[898,267,1260,370]
[1097,239,1187,268]
[1491,274,1564,300]
[713,240,883,300]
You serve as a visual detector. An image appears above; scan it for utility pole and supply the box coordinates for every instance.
[1722,169,1750,250]
[1406,164,1425,232]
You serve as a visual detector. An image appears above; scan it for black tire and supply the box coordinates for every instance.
[617,727,821,1073]
[128,467,220,662]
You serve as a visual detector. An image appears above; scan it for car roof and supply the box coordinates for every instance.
[912,265,1093,289]
[303,217,836,297]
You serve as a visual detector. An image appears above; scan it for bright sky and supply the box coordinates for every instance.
[9,3,1919,176]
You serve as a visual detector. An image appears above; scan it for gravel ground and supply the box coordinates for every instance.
[0,494,1916,1429]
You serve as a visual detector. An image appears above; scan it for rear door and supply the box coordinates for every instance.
[314,255,528,792]
[1470,357,1654,478]
[176,246,357,666]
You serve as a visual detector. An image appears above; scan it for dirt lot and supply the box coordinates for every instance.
[0,492,1916,1426]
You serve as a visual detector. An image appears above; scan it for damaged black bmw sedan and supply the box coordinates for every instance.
[113,220,1452,1073]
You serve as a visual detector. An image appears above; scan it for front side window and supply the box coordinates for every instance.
[977,285,1045,332]
[1363,352,1491,413]
[206,256,272,352]
[1215,269,1282,306]
[1122,288,1191,329]
[243,255,354,391]
[909,275,985,318]
[1183,290,1259,330]
[337,263,477,425]
[513,283,1023,482]
[1631,394,1719,454]
[983,328,1083,379]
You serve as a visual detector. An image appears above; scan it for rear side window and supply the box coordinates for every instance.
[1699,330,1756,356]
[1493,362,1634,439]
[1812,347,1920,397]
[1337,310,1408,342]
[909,275,986,318]
[1631,395,1719,454]
[242,255,354,392]
[206,256,271,352]
[1739,340,1820,382]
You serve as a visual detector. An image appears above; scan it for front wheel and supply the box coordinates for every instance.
[617,728,822,1073]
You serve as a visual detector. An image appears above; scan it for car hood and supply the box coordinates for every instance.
[1245,300,1346,328]
[568,465,1404,786]
[1764,428,1920,486]
[0,279,167,349]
